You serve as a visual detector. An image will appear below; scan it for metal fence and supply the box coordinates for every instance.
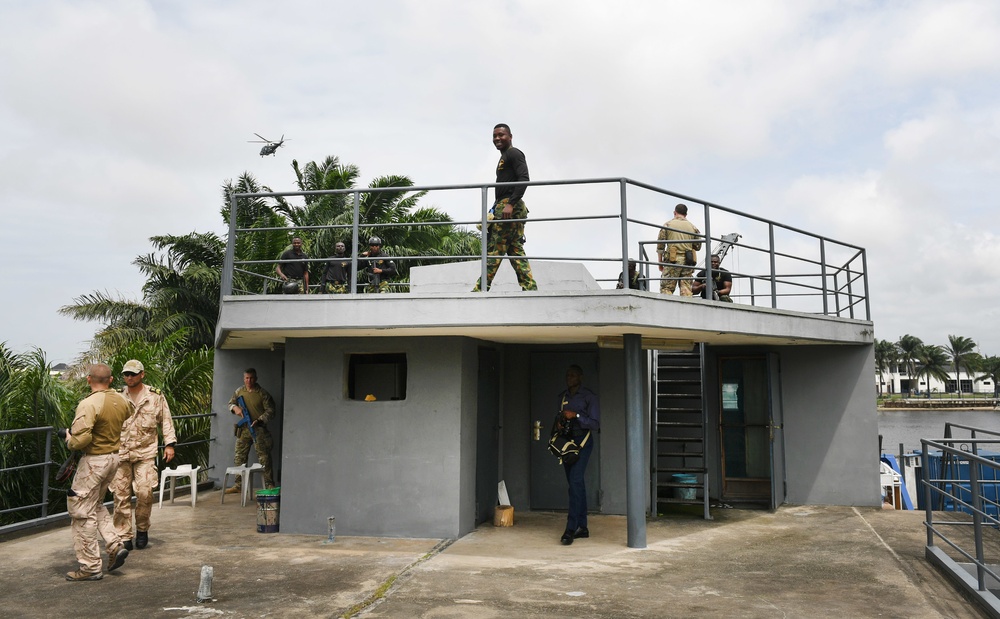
[921,423,1000,617]
[0,415,215,536]
[222,177,869,320]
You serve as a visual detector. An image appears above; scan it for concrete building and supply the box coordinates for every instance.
[209,178,876,546]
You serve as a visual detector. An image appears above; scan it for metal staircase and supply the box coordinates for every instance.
[652,346,712,519]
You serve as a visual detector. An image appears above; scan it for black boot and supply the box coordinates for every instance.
[135,531,148,549]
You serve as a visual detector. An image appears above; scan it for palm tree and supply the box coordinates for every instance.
[896,334,923,396]
[222,173,291,295]
[0,345,82,525]
[874,339,897,396]
[976,356,1000,399]
[915,344,951,397]
[59,232,225,352]
[945,335,978,398]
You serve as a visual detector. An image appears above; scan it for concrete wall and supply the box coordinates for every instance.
[276,336,472,538]
[779,345,879,505]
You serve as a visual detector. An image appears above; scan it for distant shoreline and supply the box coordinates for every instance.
[878,406,997,412]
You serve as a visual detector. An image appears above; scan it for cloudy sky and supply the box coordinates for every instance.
[2,0,999,363]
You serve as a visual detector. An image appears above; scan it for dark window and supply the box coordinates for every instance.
[348,353,407,401]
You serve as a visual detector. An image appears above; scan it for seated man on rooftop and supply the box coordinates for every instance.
[616,259,648,291]
[692,254,733,302]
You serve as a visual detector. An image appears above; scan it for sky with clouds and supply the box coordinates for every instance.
[1,0,998,363]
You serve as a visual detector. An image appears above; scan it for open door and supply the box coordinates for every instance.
[719,355,784,506]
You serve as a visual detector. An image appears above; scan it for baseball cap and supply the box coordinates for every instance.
[122,360,144,374]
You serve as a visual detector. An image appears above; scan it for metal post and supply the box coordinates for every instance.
[702,203,714,300]
[619,180,629,286]
[768,224,777,309]
[480,186,489,292]
[922,441,934,547]
[968,454,987,591]
[41,428,52,518]
[819,238,829,315]
[624,333,646,548]
[221,192,238,298]
[350,191,360,294]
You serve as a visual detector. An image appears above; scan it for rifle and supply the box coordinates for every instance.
[235,395,257,443]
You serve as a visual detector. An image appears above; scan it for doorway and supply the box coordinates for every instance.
[718,354,785,507]
[529,351,600,511]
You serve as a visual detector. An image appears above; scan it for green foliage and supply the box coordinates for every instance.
[0,345,84,525]
[945,335,978,398]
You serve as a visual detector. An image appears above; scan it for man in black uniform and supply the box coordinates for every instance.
[277,237,309,293]
[360,237,397,293]
[319,241,352,294]
[692,254,733,302]
[473,123,538,292]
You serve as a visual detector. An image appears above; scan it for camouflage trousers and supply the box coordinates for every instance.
[660,265,694,296]
[323,282,349,294]
[474,199,537,292]
[362,280,391,293]
[111,458,159,540]
[67,453,124,573]
[233,425,275,488]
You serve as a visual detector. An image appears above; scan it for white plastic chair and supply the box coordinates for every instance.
[158,464,200,508]
[222,463,265,507]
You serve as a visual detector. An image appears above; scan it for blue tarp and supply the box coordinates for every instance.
[880,454,914,510]
[916,449,1000,516]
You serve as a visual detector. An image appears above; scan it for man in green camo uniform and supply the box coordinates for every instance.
[225,368,277,494]
[320,242,352,294]
[360,236,397,293]
[473,123,538,292]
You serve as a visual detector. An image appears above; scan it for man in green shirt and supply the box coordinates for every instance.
[225,368,277,493]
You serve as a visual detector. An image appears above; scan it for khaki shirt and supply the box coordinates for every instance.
[656,216,702,263]
[119,384,177,462]
[228,385,276,426]
[68,389,134,455]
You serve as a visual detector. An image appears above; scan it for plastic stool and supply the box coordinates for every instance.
[222,463,264,507]
[158,464,200,508]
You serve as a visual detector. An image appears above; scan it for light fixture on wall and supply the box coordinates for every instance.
[597,336,695,351]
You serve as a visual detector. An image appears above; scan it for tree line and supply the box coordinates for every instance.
[874,335,1000,398]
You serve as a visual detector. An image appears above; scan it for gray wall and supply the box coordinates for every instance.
[779,345,879,505]
[277,336,473,538]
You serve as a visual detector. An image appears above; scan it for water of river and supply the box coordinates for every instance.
[877,408,1000,455]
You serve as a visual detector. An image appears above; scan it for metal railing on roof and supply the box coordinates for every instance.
[921,423,1000,617]
[222,177,869,320]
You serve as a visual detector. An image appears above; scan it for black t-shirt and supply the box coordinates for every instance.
[495,146,529,204]
[321,256,351,284]
[695,267,732,299]
[279,248,309,279]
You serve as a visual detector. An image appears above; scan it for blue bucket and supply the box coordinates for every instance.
[672,474,698,500]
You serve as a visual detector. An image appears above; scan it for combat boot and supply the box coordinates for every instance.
[135,531,148,549]
[66,570,103,581]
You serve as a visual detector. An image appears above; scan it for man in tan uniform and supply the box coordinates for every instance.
[64,363,133,581]
[656,203,702,296]
[111,359,177,551]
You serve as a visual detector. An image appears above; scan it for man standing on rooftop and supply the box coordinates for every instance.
[473,123,538,292]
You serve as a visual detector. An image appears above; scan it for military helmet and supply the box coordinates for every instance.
[368,236,382,246]
[282,280,300,294]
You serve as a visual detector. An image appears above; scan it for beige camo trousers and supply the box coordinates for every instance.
[111,459,159,540]
[67,453,122,573]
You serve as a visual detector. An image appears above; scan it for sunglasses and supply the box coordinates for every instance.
[122,372,140,377]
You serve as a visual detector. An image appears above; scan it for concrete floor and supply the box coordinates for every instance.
[0,490,989,618]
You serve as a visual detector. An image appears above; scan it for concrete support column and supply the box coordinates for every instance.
[624,333,647,548]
